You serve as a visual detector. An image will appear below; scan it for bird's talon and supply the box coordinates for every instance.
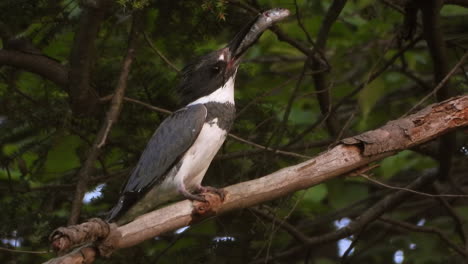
[197,186,226,201]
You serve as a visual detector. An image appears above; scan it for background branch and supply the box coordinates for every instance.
[2,1,467,263]
[417,0,458,185]
[67,14,139,225]
[0,50,68,86]
[67,0,111,115]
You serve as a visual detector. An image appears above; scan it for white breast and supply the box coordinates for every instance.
[188,75,236,105]
[173,120,227,190]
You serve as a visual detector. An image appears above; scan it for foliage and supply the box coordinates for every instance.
[0,0,467,263]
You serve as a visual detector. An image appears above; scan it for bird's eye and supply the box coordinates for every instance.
[212,61,225,74]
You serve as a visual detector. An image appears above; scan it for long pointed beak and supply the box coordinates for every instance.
[227,8,290,62]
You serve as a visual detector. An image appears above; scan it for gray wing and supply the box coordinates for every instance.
[124,104,207,191]
[107,104,207,221]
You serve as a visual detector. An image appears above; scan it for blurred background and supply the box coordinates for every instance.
[0,0,467,263]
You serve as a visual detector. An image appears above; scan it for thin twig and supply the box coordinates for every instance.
[0,246,49,254]
[434,184,468,247]
[340,226,368,263]
[287,80,336,145]
[360,173,468,198]
[251,170,438,263]
[273,63,308,147]
[294,0,315,46]
[228,133,311,159]
[250,208,309,244]
[348,164,381,177]
[143,31,180,73]
[123,96,172,114]
[392,66,432,90]
[236,75,299,118]
[404,52,468,116]
[379,216,468,258]
[333,36,422,112]
[333,109,356,144]
[262,183,315,262]
[120,96,311,159]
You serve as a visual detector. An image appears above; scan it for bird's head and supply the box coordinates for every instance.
[177,8,290,106]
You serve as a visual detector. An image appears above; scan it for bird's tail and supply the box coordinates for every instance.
[106,193,137,222]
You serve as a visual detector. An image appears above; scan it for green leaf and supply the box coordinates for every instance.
[378,150,437,179]
[43,135,81,179]
[327,179,368,209]
[358,76,386,127]
[296,183,328,203]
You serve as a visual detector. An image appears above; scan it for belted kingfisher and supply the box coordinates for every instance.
[107,8,290,224]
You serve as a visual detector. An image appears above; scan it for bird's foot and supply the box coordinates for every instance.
[180,189,207,202]
[196,186,226,201]
[191,186,225,217]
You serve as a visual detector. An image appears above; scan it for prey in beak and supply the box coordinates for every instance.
[227,8,290,62]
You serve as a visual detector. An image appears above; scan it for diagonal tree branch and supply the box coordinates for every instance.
[46,95,468,263]
[143,31,180,73]
[67,13,140,225]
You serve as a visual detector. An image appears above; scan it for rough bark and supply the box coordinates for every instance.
[45,95,468,264]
